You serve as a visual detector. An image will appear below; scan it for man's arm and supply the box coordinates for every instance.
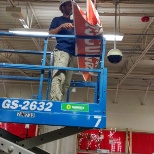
[49,25,62,34]
[49,23,74,34]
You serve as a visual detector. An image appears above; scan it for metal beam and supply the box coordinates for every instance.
[97,0,154,3]
[0,129,50,154]
[0,53,28,77]
[27,3,42,29]
[135,17,154,48]
[2,40,29,64]
[142,84,150,105]
[119,38,154,86]
[27,2,52,51]
[17,127,89,149]
[120,17,154,77]
[7,0,15,6]
[114,38,154,103]
[6,0,154,4]
[99,13,154,17]
[0,138,35,154]
[1,34,30,77]
[6,0,43,51]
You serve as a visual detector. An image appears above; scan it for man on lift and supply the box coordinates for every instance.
[49,0,75,101]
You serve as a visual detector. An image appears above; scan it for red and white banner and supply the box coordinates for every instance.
[73,0,103,81]
[77,129,154,154]
[77,129,125,152]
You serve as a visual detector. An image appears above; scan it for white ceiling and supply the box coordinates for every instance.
[0,0,154,93]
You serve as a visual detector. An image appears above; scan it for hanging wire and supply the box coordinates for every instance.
[114,0,118,49]
[118,3,121,33]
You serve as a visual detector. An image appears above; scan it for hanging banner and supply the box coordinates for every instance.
[73,0,103,81]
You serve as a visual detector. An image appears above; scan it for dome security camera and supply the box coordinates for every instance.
[107,48,123,64]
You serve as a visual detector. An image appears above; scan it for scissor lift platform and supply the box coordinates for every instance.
[0,31,107,154]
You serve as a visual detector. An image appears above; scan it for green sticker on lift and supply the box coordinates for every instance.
[61,103,89,112]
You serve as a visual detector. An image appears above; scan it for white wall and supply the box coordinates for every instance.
[1,83,154,153]
[107,90,154,132]
[39,126,77,154]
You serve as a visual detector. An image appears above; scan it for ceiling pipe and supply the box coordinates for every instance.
[99,13,154,17]
[124,33,154,36]
[119,37,154,86]
[107,0,123,64]
[114,0,117,49]
[114,37,154,102]
[27,3,42,29]
[113,83,119,103]
[98,0,154,4]
[1,40,29,77]
[142,83,150,105]
[6,0,43,51]
[118,17,154,82]
[114,36,154,103]
[111,0,122,103]
[1,80,154,93]
[27,2,52,50]
[133,17,154,50]
[0,53,28,77]
[7,0,15,7]
[5,0,154,4]
[2,80,7,97]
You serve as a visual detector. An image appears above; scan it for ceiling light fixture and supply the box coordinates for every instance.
[9,28,123,41]
[9,28,49,36]
[104,34,123,41]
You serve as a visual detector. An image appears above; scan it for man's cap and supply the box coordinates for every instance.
[59,0,72,12]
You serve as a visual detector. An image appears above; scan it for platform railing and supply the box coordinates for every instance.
[0,31,107,129]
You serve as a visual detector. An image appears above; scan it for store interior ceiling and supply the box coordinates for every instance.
[0,0,154,93]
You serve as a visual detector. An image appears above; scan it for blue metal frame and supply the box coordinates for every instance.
[0,31,107,129]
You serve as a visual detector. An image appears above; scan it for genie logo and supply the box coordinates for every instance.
[17,112,35,118]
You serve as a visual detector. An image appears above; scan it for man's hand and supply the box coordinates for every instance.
[61,23,74,29]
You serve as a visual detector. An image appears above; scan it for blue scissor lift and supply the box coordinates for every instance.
[0,32,107,154]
